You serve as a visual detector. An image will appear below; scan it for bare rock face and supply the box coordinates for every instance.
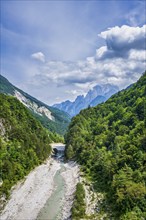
[37,106,55,121]
[14,91,54,121]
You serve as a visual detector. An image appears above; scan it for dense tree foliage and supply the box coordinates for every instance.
[0,94,61,198]
[65,72,146,219]
[32,110,69,136]
[71,183,86,219]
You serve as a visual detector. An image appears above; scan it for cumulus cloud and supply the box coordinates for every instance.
[31,25,145,94]
[98,25,146,57]
[31,52,45,62]
[128,49,146,61]
[39,61,96,86]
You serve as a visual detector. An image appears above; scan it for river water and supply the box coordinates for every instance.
[37,164,66,220]
[0,143,78,220]
[37,144,68,220]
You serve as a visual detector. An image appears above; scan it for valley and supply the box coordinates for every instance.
[0,143,79,220]
[1,1,146,219]
[0,72,145,219]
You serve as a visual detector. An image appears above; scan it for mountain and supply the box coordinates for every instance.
[0,94,54,199]
[0,75,71,135]
[65,72,146,219]
[53,84,119,117]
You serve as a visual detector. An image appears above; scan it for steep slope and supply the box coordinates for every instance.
[65,72,146,219]
[0,75,71,135]
[53,84,119,117]
[0,94,59,199]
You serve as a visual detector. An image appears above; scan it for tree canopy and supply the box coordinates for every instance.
[65,72,146,219]
[0,94,61,198]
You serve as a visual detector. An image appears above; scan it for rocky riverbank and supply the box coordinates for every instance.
[0,145,79,220]
[61,161,79,219]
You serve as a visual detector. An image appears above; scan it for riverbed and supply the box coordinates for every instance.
[0,143,79,220]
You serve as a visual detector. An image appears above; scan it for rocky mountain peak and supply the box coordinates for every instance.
[53,83,119,117]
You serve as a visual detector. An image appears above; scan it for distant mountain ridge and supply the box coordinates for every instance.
[0,75,70,135]
[53,84,119,117]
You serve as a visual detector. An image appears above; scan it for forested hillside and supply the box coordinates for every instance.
[0,75,71,135]
[0,94,61,199]
[65,72,146,219]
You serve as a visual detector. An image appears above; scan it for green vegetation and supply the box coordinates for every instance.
[0,75,71,135]
[72,183,86,219]
[32,108,70,136]
[65,72,146,219]
[0,94,60,198]
[0,75,16,95]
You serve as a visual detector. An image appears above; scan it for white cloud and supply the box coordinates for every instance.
[2,1,146,105]
[31,52,45,62]
[28,25,145,104]
[128,49,146,61]
[99,25,146,52]
[65,89,85,98]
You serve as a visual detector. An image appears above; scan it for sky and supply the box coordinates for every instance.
[1,0,146,105]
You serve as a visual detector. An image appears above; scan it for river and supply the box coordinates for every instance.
[37,164,66,220]
[37,144,67,220]
[0,143,79,220]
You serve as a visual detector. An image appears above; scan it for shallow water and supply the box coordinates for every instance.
[37,148,67,220]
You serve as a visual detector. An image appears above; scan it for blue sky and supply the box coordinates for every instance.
[1,0,146,104]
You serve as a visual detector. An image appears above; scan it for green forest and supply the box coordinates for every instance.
[71,182,86,219]
[0,75,71,135]
[65,72,146,219]
[0,94,62,198]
